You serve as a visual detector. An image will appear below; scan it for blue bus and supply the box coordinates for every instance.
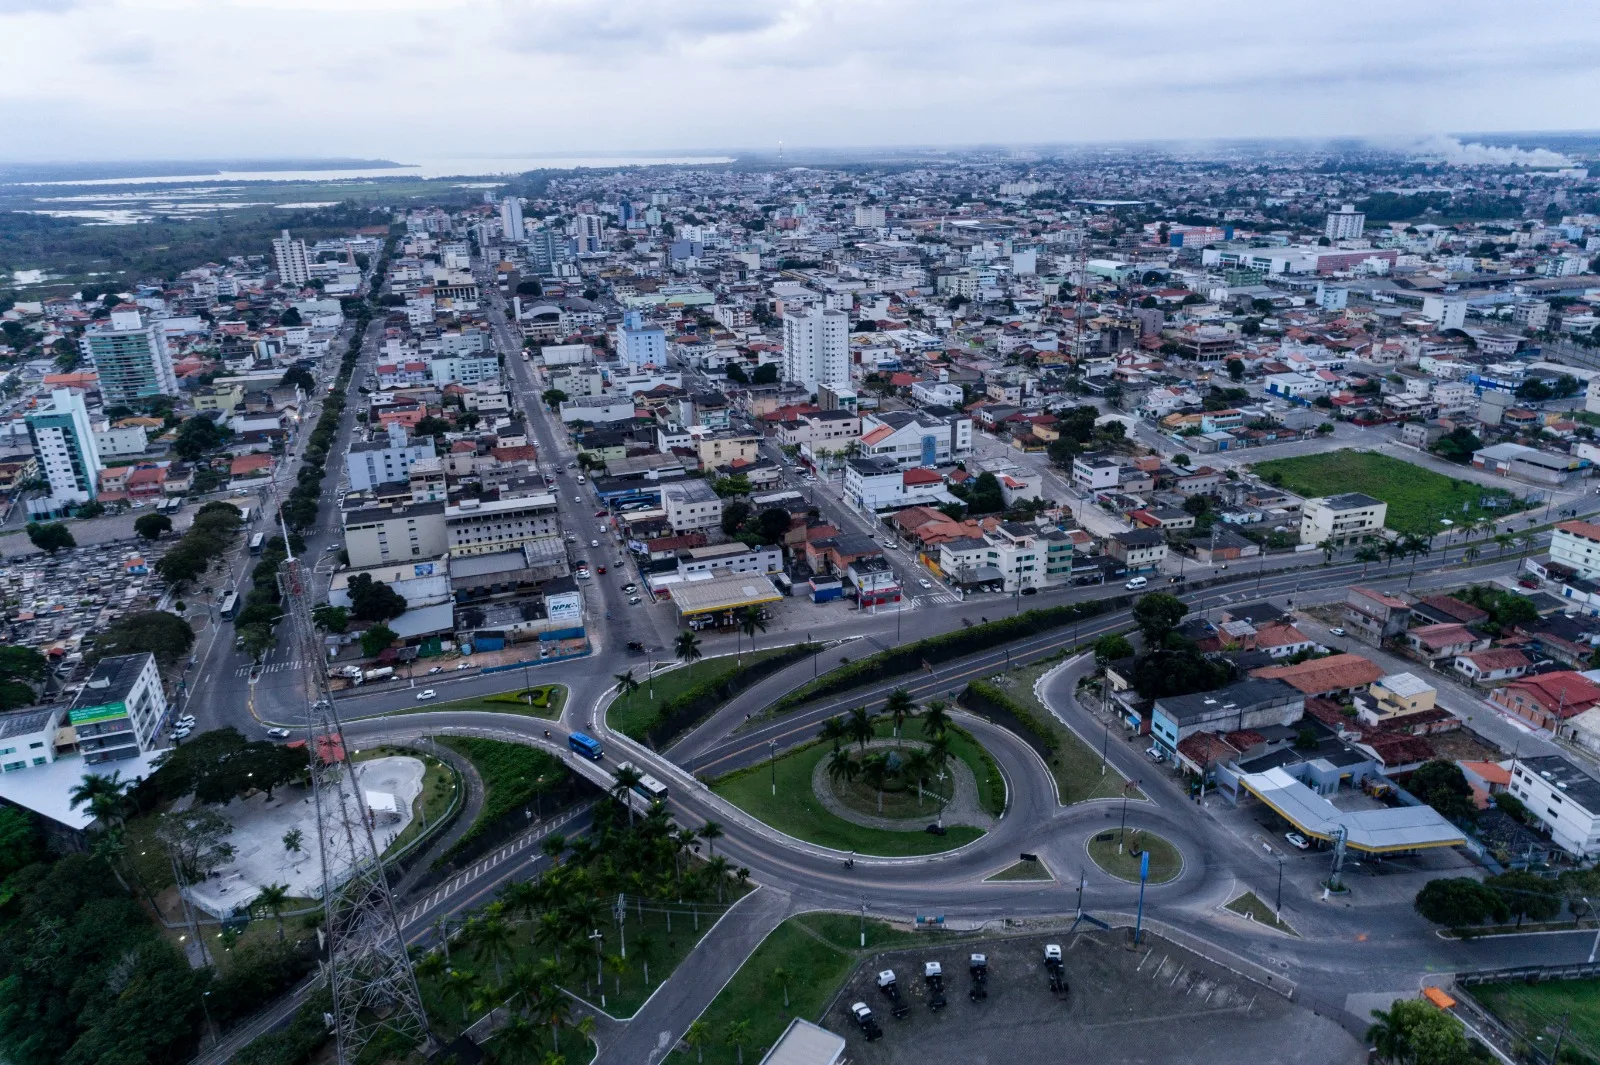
[567,732,604,761]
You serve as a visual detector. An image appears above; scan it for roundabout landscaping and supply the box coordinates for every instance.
[1085,828,1183,885]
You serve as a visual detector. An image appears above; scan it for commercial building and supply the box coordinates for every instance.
[1299,492,1386,547]
[668,572,783,628]
[1106,528,1167,572]
[80,306,177,403]
[616,311,666,371]
[1150,678,1304,756]
[342,501,448,568]
[0,707,63,773]
[559,395,637,425]
[856,409,972,468]
[1550,520,1600,580]
[26,388,102,507]
[660,479,724,533]
[70,652,167,764]
[1508,755,1600,859]
[782,306,849,392]
[445,493,561,557]
[345,422,437,492]
[1237,767,1466,855]
[271,229,312,287]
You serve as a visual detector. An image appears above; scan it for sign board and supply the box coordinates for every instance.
[1139,851,1150,883]
[69,701,127,726]
[546,590,583,623]
[413,562,437,577]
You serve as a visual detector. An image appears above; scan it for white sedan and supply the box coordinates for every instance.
[918,578,932,589]
[416,689,437,701]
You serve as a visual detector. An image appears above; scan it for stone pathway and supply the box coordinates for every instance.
[809,738,996,831]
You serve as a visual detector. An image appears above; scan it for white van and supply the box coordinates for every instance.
[1124,576,1148,590]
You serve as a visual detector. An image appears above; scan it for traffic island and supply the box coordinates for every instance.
[1085,829,1182,884]
[984,857,1054,882]
[1223,891,1298,936]
[368,683,568,720]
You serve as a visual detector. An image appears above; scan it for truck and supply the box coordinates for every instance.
[360,666,394,684]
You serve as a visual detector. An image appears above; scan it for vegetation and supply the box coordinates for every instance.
[1086,829,1182,884]
[435,737,570,856]
[389,684,567,720]
[1366,999,1489,1065]
[608,644,816,746]
[133,511,172,541]
[154,500,241,589]
[90,609,194,669]
[1407,760,1478,823]
[0,645,47,711]
[1472,977,1600,1064]
[1223,891,1296,935]
[1455,584,1538,636]
[24,521,73,554]
[1252,451,1523,535]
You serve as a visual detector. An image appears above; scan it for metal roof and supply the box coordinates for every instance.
[668,573,782,616]
[1239,767,1466,853]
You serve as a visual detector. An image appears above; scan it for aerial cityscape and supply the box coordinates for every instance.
[3,7,1600,1065]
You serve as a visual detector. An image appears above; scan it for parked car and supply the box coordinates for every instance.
[1328,627,1345,637]
[622,583,638,593]
[594,510,607,517]
[918,578,932,589]
[629,596,642,605]
[427,666,443,674]
[1021,586,1038,595]
[416,689,437,701]
[573,495,581,503]
[1285,831,1310,850]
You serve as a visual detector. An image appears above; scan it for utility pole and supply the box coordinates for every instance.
[1276,856,1286,919]
[769,739,778,796]
[860,897,867,948]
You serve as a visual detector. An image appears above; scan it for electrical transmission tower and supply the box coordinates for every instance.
[280,533,429,1063]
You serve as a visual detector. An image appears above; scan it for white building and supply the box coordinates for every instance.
[1509,756,1600,859]
[271,229,312,287]
[430,355,500,387]
[26,388,103,507]
[1550,519,1600,580]
[1422,296,1467,331]
[559,395,636,425]
[500,196,524,241]
[70,652,168,764]
[345,422,438,492]
[660,480,723,533]
[857,410,972,468]
[782,306,849,392]
[616,311,666,371]
[1324,204,1365,241]
[911,380,963,407]
[1299,492,1387,547]
[854,205,886,228]
[0,707,63,774]
[80,307,177,403]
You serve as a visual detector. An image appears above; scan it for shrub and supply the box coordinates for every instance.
[622,643,819,747]
[960,680,1060,759]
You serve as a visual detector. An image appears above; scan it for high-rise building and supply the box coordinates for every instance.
[500,196,524,241]
[574,213,604,253]
[80,306,177,403]
[70,652,168,764]
[1325,204,1365,241]
[26,388,102,507]
[783,307,849,392]
[854,205,886,228]
[616,311,666,370]
[272,229,312,286]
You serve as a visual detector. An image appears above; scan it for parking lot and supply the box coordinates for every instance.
[829,930,1364,1065]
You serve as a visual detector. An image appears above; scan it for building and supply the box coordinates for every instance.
[1355,673,1436,727]
[70,652,167,764]
[1324,204,1365,241]
[660,479,723,533]
[499,196,524,240]
[1150,679,1304,756]
[853,205,886,228]
[445,493,560,557]
[856,409,972,468]
[616,311,666,371]
[1251,652,1385,699]
[1299,492,1386,547]
[430,355,500,387]
[342,500,448,568]
[345,422,438,491]
[1405,622,1489,662]
[0,707,63,773]
[559,395,636,425]
[1343,586,1410,645]
[81,306,177,403]
[1489,671,1600,735]
[1550,520,1600,580]
[271,229,312,287]
[1071,452,1122,492]
[1508,756,1600,859]
[757,1018,845,1065]
[1106,528,1167,572]
[782,306,849,392]
[26,388,102,507]
[677,542,783,579]
[1453,648,1531,684]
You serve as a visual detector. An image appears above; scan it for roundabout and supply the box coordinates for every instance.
[1084,827,1184,885]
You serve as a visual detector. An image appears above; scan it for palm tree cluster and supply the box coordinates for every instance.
[818,695,955,814]
[412,787,749,1061]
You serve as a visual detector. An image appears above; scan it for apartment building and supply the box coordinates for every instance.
[80,306,177,403]
[1550,520,1600,580]
[70,652,167,764]
[343,501,449,568]
[1299,493,1387,547]
[345,422,437,491]
[856,410,972,468]
[661,480,724,533]
[26,388,102,507]
[445,493,561,557]
[1509,756,1600,859]
[0,707,62,774]
[782,306,849,392]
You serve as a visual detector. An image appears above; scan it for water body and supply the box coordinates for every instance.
[6,154,735,187]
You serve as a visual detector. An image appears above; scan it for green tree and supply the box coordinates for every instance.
[25,521,74,555]
[724,1020,752,1065]
[311,604,349,633]
[172,414,231,460]
[1225,358,1245,382]
[674,630,703,676]
[282,827,304,855]
[1484,870,1562,926]
[133,512,172,541]
[736,606,767,664]
[1366,999,1474,1065]
[1413,877,1509,927]
[1131,592,1187,647]
[684,1020,712,1063]
[252,882,291,940]
[541,388,568,407]
[1093,633,1134,663]
[155,807,237,882]
[346,573,407,622]
[0,805,42,881]
[1407,760,1476,822]
[360,623,398,657]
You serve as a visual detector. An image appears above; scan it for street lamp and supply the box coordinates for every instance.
[1275,855,1286,919]
[769,739,778,796]
[589,929,605,1008]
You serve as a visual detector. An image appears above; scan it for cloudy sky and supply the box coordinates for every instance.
[1,0,1597,162]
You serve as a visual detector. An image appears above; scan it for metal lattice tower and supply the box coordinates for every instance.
[280,534,429,1063]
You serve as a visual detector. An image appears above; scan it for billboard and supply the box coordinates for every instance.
[546,590,583,623]
[70,701,127,726]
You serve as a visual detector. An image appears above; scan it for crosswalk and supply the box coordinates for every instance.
[235,659,305,678]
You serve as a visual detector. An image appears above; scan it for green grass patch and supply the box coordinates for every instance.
[712,736,985,857]
[608,645,814,746]
[986,858,1053,882]
[1223,891,1297,935]
[1087,829,1182,884]
[565,891,750,1018]
[1472,977,1600,1062]
[436,737,568,855]
[382,684,566,720]
[672,913,941,1064]
[381,753,460,858]
[964,659,1140,805]
[1251,450,1526,535]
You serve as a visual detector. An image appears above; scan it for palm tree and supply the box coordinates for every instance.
[443,967,479,1023]
[860,753,892,814]
[69,770,130,828]
[634,932,657,987]
[846,705,874,752]
[697,820,725,858]
[884,688,914,743]
[673,827,700,882]
[1495,532,1514,557]
[825,748,859,789]
[613,670,639,699]
[494,1016,543,1064]
[415,951,447,982]
[503,962,545,1017]
[1383,539,1407,570]
[541,833,568,864]
[1463,544,1480,564]
[470,916,516,984]
[772,966,793,1009]
[1365,1005,1408,1064]
[725,1019,753,1065]
[500,879,541,923]
[817,716,848,751]
[611,764,643,825]
[737,607,767,666]
[684,1020,712,1063]
[1354,545,1381,575]
[922,699,951,739]
[902,749,934,806]
[541,1053,567,1065]
[705,855,732,904]
[535,911,568,966]
[253,882,291,941]
[604,952,628,996]
[575,1014,597,1051]
[674,630,703,676]
[282,827,304,856]
[1318,538,1335,564]
[540,982,571,1052]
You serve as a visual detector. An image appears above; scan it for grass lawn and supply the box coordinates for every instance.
[1223,891,1297,935]
[607,647,795,740]
[822,716,1006,821]
[376,751,460,859]
[1250,450,1525,535]
[1001,658,1143,805]
[1086,829,1182,884]
[436,737,568,856]
[1473,977,1600,1061]
[672,912,952,1064]
[383,683,567,720]
[986,858,1053,882]
[713,737,985,857]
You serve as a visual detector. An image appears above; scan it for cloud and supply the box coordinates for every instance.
[1410,135,1574,168]
[86,38,154,66]
[0,0,85,11]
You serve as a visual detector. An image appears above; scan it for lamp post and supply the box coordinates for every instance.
[201,990,215,1048]
[1118,782,1133,854]
[589,929,605,1008]
[769,739,778,796]
[1100,717,1109,777]
[1276,855,1286,919]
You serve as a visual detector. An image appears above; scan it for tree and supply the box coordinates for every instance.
[282,827,304,855]
[1131,592,1187,647]
[724,1020,752,1065]
[674,630,703,676]
[173,414,231,460]
[1485,870,1562,926]
[884,688,914,741]
[922,699,950,739]
[360,623,398,657]
[736,606,767,664]
[412,415,452,439]
[346,573,407,622]
[280,365,315,394]
[771,965,793,1009]
[1225,358,1244,382]
[697,820,725,858]
[69,769,132,829]
[0,645,46,709]
[1414,877,1509,927]
[825,748,860,789]
[155,807,237,882]
[846,705,874,752]
[541,388,568,407]
[25,521,74,555]
[818,716,848,751]
[1171,452,1190,468]
[1407,760,1476,822]
[1430,426,1483,464]
[754,507,792,544]
[751,363,779,384]
[1367,999,1474,1065]
[253,882,291,940]
[1355,545,1382,574]
[613,670,639,699]
[0,805,42,881]
[132,512,172,541]
[860,753,892,813]
[311,604,349,633]
[1093,633,1134,663]
[720,499,752,537]
[90,610,195,669]
[684,1020,712,1063]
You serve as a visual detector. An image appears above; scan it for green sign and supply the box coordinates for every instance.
[70,701,127,726]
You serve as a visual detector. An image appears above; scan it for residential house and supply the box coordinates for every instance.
[1405,622,1490,662]
[1299,492,1387,547]
[1490,672,1600,735]
[1106,529,1167,572]
[1453,648,1531,684]
[1251,653,1385,699]
[1354,673,1436,727]
[1343,586,1410,645]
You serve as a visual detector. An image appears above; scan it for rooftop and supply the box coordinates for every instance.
[1517,755,1600,811]
[1239,766,1466,853]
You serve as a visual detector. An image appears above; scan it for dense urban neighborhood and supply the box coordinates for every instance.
[5,138,1600,1065]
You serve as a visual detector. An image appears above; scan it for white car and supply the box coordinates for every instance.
[1125,576,1148,590]
[573,495,581,503]
[918,578,932,589]
[427,666,443,674]
[590,539,600,547]
[628,595,642,605]
[416,689,437,701]
[1328,627,1346,637]
[456,663,471,670]
[1285,831,1311,850]
[266,727,291,739]
[169,727,192,740]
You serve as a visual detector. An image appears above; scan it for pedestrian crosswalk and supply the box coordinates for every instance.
[909,592,958,607]
[235,659,305,678]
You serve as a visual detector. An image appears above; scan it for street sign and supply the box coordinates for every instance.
[1140,851,1150,883]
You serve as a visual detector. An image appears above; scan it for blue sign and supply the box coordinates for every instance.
[1139,851,1150,883]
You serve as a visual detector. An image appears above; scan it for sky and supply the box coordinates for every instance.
[1,0,1598,162]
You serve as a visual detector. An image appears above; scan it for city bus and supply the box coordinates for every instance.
[237,506,252,525]
[249,533,265,555]
[567,731,604,761]
[616,761,668,802]
[218,592,239,621]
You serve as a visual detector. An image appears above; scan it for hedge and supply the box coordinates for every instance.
[623,643,820,748]
[960,680,1060,760]
[772,599,1123,713]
